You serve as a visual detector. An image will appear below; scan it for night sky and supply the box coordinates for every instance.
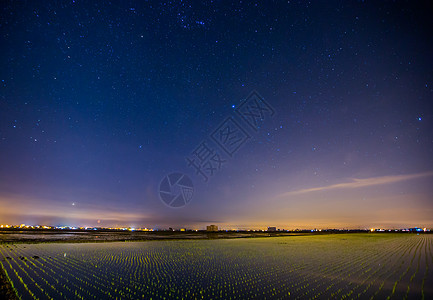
[1,1,432,229]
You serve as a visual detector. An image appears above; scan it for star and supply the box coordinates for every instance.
[0,0,431,231]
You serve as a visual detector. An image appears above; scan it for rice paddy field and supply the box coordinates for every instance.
[0,233,432,299]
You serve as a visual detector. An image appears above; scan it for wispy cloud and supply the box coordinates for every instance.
[278,171,433,197]
[0,194,150,222]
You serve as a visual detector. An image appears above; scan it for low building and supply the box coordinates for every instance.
[206,225,218,232]
[267,227,277,232]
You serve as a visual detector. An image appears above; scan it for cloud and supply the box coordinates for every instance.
[0,193,151,224]
[278,171,433,197]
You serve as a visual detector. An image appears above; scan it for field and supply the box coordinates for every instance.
[0,233,432,299]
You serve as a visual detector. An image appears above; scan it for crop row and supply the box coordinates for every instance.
[0,233,432,299]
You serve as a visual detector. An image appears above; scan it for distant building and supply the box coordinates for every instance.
[267,227,277,232]
[207,225,218,232]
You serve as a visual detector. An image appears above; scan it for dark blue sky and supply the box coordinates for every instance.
[1,0,432,229]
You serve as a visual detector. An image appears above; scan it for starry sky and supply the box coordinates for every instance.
[1,0,432,229]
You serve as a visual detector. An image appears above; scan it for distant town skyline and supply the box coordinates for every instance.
[1,223,431,233]
[1,1,432,229]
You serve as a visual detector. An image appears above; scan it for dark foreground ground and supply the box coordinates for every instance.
[1,231,431,299]
[1,233,431,299]
[0,230,361,300]
[0,229,319,243]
